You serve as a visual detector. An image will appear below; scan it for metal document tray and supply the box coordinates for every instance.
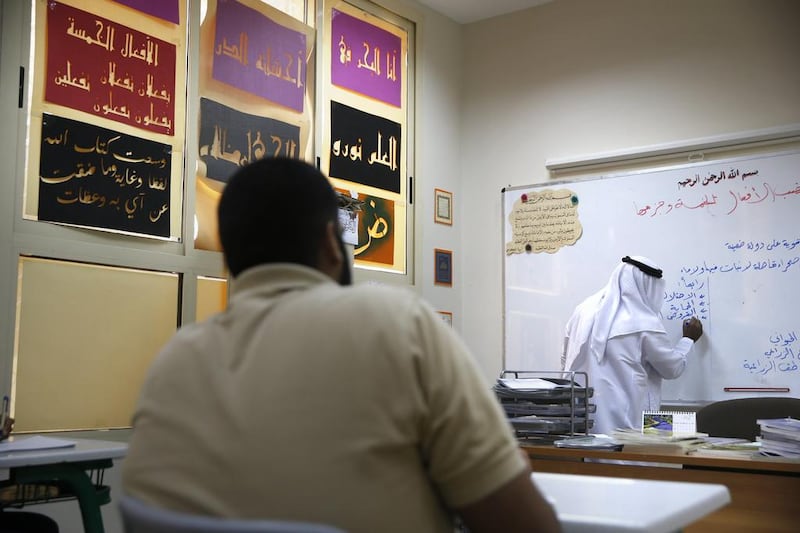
[502,402,596,417]
[495,370,595,437]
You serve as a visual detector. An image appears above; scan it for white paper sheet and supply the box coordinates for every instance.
[0,436,76,453]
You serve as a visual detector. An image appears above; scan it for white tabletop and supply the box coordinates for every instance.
[0,436,128,469]
[532,472,731,533]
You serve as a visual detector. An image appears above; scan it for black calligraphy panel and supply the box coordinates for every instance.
[38,114,172,238]
[329,101,401,194]
[199,97,301,184]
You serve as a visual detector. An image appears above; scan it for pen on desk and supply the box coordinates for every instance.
[1,395,9,441]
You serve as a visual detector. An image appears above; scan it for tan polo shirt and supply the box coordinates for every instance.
[122,264,525,533]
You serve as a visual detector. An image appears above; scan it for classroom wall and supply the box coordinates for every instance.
[363,0,464,323]
[459,0,800,382]
[411,4,464,325]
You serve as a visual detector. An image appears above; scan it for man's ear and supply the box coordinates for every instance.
[318,220,343,280]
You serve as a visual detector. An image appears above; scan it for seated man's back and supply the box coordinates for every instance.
[122,157,560,533]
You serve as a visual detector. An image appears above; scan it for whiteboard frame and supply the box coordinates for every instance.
[502,148,800,403]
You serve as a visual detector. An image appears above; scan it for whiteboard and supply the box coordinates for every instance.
[503,150,800,403]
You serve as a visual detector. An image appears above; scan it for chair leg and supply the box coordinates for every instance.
[14,461,112,533]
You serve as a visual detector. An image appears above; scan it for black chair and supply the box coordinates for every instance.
[695,397,800,441]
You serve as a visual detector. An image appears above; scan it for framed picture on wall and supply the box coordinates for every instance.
[434,188,453,225]
[437,311,453,327]
[434,248,452,286]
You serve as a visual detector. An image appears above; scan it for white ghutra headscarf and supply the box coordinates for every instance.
[563,256,667,370]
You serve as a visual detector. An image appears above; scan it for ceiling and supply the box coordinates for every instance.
[414,0,553,24]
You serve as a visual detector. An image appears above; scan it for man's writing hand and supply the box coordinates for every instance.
[682,317,703,341]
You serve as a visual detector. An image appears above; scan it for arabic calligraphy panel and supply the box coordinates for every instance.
[198,97,301,184]
[329,100,401,193]
[330,8,402,108]
[38,113,172,238]
[212,0,310,112]
[335,189,395,267]
[45,1,177,135]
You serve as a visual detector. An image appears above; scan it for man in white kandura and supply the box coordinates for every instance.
[561,256,704,435]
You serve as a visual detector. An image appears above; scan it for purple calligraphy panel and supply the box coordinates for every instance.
[331,9,401,108]
[213,0,307,113]
[112,0,180,25]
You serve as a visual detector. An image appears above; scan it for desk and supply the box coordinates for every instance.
[0,437,128,533]
[532,472,730,532]
[524,444,800,532]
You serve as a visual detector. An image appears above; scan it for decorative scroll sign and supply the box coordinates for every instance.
[505,189,582,254]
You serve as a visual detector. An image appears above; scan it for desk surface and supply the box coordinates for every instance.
[523,443,800,473]
[524,443,800,533]
[0,437,128,468]
[533,472,731,533]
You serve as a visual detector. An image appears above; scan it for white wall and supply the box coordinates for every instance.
[459,0,800,381]
[412,7,464,325]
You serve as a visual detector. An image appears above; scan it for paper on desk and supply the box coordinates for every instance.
[498,378,561,390]
[0,436,76,453]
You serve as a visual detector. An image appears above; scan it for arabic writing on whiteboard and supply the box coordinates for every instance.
[744,331,799,376]
[634,165,800,218]
[667,235,800,377]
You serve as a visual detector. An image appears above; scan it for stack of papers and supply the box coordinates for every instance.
[757,417,800,458]
[497,378,563,390]
[689,437,762,459]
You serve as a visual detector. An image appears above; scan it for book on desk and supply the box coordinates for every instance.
[757,417,800,458]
